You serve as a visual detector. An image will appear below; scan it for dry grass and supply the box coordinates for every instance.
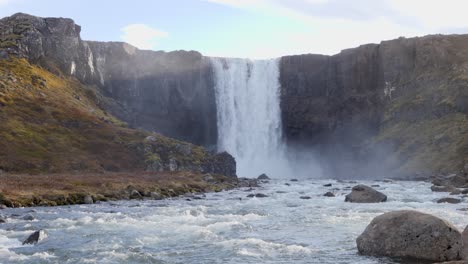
[0,171,235,207]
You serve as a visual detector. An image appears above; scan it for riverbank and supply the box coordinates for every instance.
[0,171,252,207]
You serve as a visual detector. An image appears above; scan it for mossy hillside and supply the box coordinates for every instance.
[374,70,468,175]
[0,57,211,173]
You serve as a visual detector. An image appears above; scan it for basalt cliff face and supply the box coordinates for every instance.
[0,13,217,147]
[280,36,468,178]
[1,12,467,178]
[0,13,233,176]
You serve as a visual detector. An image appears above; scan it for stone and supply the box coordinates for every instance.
[168,158,178,171]
[356,210,463,262]
[448,174,467,188]
[323,192,335,197]
[290,179,298,182]
[237,178,259,188]
[462,226,468,260]
[176,143,192,156]
[201,152,237,177]
[464,163,468,174]
[371,185,380,188]
[257,174,270,180]
[432,185,457,193]
[129,190,143,199]
[284,183,291,186]
[202,173,216,183]
[22,214,35,221]
[299,196,311,199]
[345,185,387,203]
[323,183,332,187]
[247,193,268,198]
[150,192,164,200]
[0,204,6,209]
[144,136,157,142]
[462,189,468,195]
[0,216,5,223]
[23,230,47,245]
[437,198,462,204]
[83,195,93,204]
[451,190,462,195]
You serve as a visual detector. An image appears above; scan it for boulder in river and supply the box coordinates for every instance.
[247,193,268,198]
[23,230,47,245]
[437,197,462,204]
[83,195,94,204]
[323,183,332,187]
[257,174,270,180]
[462,226,468,260]
[129,190,143,199]
[357,210,463,262]
[431,185,457,193]
[345,185,387,203]
[22,214,35,221]
[300,196,311,199]
[323,192,335,197]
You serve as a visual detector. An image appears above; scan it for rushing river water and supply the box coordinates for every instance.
[0,180,467,264]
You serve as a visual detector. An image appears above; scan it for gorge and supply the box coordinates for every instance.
[1,11,468,264]
[0,12,467,179]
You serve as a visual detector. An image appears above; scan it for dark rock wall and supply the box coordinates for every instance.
[0,13,217,146]
[280,35,468,177]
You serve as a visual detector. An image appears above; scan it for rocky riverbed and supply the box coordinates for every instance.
[1,179,467,263]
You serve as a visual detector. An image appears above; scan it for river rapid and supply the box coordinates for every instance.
[0,179,467,264]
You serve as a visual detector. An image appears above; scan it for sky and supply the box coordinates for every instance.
[1,0,468,59]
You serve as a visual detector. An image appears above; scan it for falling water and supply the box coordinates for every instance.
[211,57,292,178]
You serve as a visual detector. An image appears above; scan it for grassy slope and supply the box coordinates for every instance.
[0,57,207,174]
[375,71,468,176]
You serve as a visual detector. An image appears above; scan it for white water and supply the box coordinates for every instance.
[211,58,292,178]
[1,180,467,263]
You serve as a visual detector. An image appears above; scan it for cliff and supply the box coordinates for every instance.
[280,36,468,178]
[0,13,217,146]
[1,12,467,179]
[0,13,234,176]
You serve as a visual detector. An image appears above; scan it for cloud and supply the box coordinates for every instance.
[203,0,468,58]
[120,24,168,50]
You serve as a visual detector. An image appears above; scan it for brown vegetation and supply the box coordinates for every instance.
[0,171,236,207]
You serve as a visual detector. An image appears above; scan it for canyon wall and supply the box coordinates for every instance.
[2,13,467,178]
[0,13,217,146]
[280,36,468,178]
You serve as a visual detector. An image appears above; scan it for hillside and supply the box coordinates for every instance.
[0,57,234,176]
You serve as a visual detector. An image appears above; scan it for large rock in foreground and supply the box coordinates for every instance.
[345,185,387,203]
[357,210,463,262]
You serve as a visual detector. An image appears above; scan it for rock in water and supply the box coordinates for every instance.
[323,192,335,197]
[23,230,47,245]
[22,214,35,221]
[257,174,270,180]
[0,216,5,223]
[437,198,462,204]
[83,195,93,204]
[462,226,468,260]
[345,185,387,203]
[357,210,463,262]
[432,185,457,193]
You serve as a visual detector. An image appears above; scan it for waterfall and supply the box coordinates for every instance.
[211,57,292,178]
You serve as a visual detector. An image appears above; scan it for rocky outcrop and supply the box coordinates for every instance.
[280,35,468,178]
[345,185,387,203]
[0,13,216,146]
[201,152,236,177]
[357,210,463,262]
